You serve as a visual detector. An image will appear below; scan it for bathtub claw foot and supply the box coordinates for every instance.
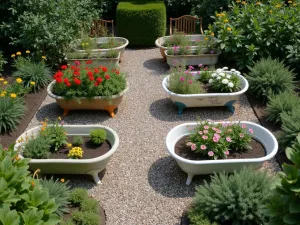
[186,173,194,186]
[174,101,186,115]
[87,170,102,185]
[104,106,117,118]
[63,109,69,117]
[225,100,236,113]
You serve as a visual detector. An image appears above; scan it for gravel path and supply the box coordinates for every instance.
[26,48,280,225]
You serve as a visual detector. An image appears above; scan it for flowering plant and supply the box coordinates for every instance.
[207,67,241,92]
[68,147,83,159]
[0,77,34,99]
[51,61,126,100]
[187,120,253,159]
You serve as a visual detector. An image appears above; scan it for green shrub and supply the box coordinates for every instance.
[12,54,52,92]
[265,92,300,125]
[23,136,51,159]
[80,198,99,213]
[286,40,300,76]
[116,2,166,46]
[191,167,272,224]
[210,0,300,69]
[40,177,71,216]
[0,97,26,133]
[188,207,218,225]
[72,211,100,225]
[90,129,107,145]
[0,51,7,76]
[0,145,60,224]
[72,136,84,147]
[264,134,300,225]
[60,219,76,225]
[69,188,89,206]
[246,57,295,103]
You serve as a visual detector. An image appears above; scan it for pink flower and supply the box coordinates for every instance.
[210,50,215,54]
[186,142,193,146]
[224,150,230,155]
[179,76,185,82]
[222,123,228,127]
[202,135,208,140]
[188,80,193,84]
[249,128,254,133]
[200,145,207,150]
[197,71,201,75]
[184,70,190,74]
[60,120,65,125]
[216,129,222,134]
[203,130,209,134]
[204,67,208,71]
[242,124,246,128]
[188,65,194,70]
[198,64,203,68]
[226,137,232,142]
[208,151,214,157]
[198,131,203,135]
[214,133,220,139]
[74,60,80,66]
[212,127,217,131]
[239,133,244,138]
[204,125,209,129]
[191,144,196,151]
[213,136,219,142]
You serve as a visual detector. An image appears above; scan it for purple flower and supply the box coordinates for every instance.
[226,137,232,142]
[208,151,214,157]
[179,76,185,82]
[200,145,207,150]
[210,50,214,54]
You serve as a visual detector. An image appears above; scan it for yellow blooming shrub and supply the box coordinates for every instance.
[68,147,83,159]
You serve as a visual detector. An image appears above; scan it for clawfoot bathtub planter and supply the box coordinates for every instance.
[15,125,119,185]
[47,80,129,117]
[166,121,278,185]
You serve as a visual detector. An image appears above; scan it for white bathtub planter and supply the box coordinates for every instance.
[14,125,119,185]
[162,70,249,115]
[166,121,278,185]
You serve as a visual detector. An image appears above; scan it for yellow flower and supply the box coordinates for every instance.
[67,143,72,148]
[16,52,21,56]
[58,116,61,121]
[0,78,4,81]
[0,93,5,97]
[15,156,20,161]
[288,0,292,3]
[16,78,22,83]
[204,37,209,41]
[11,54,15,58]
[269,10,273,13]
[275,4,281,8]
[221,13,225,17]
[10,93,17,98]
[26,50,30,54]
[210,32,214,36]
[216,13,221,17]
[3,81,8,85]
[30,81,35,85]
[256,2,261,5]
[42,56,47,60]
[85,42,89,46]
[293,3,297,6]
[227,27,232,31]
[236,0,241,2]
[241,1,246,4]
[224,19,229,23]
[81,43,85,46]
[60,178,65,183]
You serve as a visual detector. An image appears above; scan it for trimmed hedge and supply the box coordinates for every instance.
[116,2,166,47]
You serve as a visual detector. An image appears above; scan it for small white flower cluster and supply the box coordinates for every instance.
[208,67,241,89]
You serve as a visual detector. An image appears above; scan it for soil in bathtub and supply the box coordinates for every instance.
[49,137,111,159]
[175,136,266,161]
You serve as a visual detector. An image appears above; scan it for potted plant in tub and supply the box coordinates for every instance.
[48,61,128,117]
[166,120,278,185]
[162,65,249,114]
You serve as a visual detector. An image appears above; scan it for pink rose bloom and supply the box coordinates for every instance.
[226,137,232,142]
[191,144,196,151]
[199,131,203,135]
[202,135,208,140]
[239,133,244,138]
[214,133,220,139]
[213,136,219,142]
[224,150,230,155]
[208,151,214,157]
[203,130,209,134]
[204,125,209,129]
[249,128,254,133]
[179,76,185,82]
[186,142,193,146]
[200,145,207,150]
[242,124,246,128]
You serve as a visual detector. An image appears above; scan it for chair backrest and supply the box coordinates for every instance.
[170,15,203,35]
[91,19,114,37]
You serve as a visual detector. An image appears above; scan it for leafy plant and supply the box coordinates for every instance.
[80,198,99,213]
[60,220,76,225]
[191,166,272,224]
[188,206,218,225]
[163,31,189,47]
[0,145,60,224]
[0,51,7,76]
[22,135,51,159]
[69,188,89,206]
[72,136,84,147]
[246,57,295,103]
[72,211,100,225]
[68,147,83,159]
[265,92,300,125]
[90,129,107,145]
[286,41,300,75]
[0,97,26,133]
[40,177,71,216]
[12,52,52,92]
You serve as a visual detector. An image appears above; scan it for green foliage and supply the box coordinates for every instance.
[90,129,107,145]
[286,40,300,75]
[191,167,272,224]
[12,54,52,92]
[188,206,218,225]
[0,97,26,133]
[80,198,99,213]
[210,0,300,69]
[264,134,300,225]
[72,136,84,147]
[22,135,51,159]
[72,211,100,225]
[40,177,71,216]
[60,220,76,225]
[0,0,99,65]
[246,57,295,103]
[0,145,60,225]
[0,51,7,76]
[265,92,300,125]
[69,188,89,206]
[116,2,166,46]
[163,31,189,47]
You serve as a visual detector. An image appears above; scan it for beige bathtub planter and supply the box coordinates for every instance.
[14,125,119,185]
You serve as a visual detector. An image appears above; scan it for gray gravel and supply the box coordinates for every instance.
[25,48,281,225]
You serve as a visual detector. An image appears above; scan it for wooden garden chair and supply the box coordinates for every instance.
[170,15,203,35]
[91,19,114,37]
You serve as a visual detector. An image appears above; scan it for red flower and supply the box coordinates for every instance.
[85,67,90,71]
[87,71,93,77]
[102,67,107,72]
[54,71,63,79]
[61,65,68,70]
[73,71,80,76]
[63,78,69,83]
[56,77,63,83]
[94,68,99,74]
[89,76,94,81]
[105,74,110,80]
[94,82,99,86]
[74,78,81,85]
[66,82,71,87]
[115,70,120,75]
[86,60,93,65]
[96,77,103,83]
[71,65,76,70]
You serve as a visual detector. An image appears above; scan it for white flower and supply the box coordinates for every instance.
[209,79,213,83]
[226,74,231,79]
[216,76,221,80]
[219,72,225,77]
[228,82,234,88]
[230,69,236,72]
[222,67,228,70]
[216,69,222,73]
[222,79,229,84]
[211,73,216,77]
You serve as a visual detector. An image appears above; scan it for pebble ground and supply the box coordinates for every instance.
[26,48,280,225]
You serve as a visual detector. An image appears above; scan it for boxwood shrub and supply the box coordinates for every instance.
[116,1,166,47]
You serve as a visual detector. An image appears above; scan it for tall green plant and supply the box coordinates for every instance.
[0,51,7,76]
